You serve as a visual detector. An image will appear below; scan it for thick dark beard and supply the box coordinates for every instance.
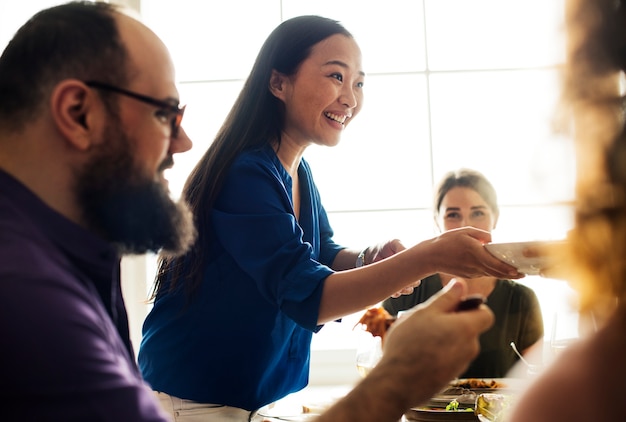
[75,121,196,257]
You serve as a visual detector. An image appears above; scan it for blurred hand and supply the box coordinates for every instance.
[379,278,495,408]
[315,279,494,421]
[522,240,568,279]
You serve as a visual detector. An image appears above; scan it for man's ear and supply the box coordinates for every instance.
[49,80,96,151]
[268,69,288,101]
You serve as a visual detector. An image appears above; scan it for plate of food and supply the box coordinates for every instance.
[405,379,515,422]
[484,240,565,275]
[445,378,510,393]
[404,406,478,422]
[427,379,511,408]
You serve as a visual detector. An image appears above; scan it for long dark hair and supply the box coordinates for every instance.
[0,1,127,132]
[153,15,353,297]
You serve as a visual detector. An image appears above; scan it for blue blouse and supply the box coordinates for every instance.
[138,145,344,410]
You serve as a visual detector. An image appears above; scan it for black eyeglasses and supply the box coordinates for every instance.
[84,80,186,138]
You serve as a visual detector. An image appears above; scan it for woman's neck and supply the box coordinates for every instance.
[439,274,498,297]
[272,137,306,177]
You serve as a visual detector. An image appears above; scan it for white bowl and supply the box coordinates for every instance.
[484,240,563,275]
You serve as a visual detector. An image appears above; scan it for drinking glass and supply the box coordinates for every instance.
[549,311,579,360]
[354,329,382,378]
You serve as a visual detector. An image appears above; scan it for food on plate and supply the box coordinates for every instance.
[302,403,326,414]
[475,393,512,421]
[354,307,395,342]
[450,378,506,389]
[405,406,479,421]
[445,398,474,412]
[356,297,486,345]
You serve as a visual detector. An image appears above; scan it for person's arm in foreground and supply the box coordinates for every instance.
[315,279,494,422]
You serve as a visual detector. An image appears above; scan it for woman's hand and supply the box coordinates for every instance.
[522,240,568,279]
[426,227,524,280]
[389,280,421,298]
[367,239,406,263]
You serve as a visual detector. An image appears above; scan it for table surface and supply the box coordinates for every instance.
[257,384,352,420]
[258,376,534,422]
[257,384,411,421]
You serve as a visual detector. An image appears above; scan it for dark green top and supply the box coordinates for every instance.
[382,274,543,378]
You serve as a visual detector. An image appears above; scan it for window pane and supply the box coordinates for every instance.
[0,0,68,51]
[496,205,574,242]
[141,0,281,81]
[305,74,433,212]
[282,0,426,73]
[327,209,436,249]
[429,69,576,205]
[165,81,244,197]
[425,0,566,70]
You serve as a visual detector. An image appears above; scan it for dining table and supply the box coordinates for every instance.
[256,374,534,422]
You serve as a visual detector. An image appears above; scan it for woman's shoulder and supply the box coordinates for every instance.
[226,146,286,181]
[491,280,540,311]
[233,145,277,168]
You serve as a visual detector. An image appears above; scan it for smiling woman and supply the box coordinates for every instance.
[267,33,364,152]
[382,169,545,379]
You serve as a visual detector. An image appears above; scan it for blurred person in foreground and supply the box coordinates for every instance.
[0,3,495,422]
[0,2,195,420]
[383,169,543,379]
[509,0,626,420]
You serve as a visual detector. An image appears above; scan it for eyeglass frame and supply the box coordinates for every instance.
[84,80,186,139]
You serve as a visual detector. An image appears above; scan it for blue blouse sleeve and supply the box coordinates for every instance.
[212,150,340,329]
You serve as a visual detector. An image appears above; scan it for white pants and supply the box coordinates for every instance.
[154,391,263,422]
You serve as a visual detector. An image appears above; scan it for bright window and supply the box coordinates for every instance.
[141,0,574,356]
[1,0,576,383]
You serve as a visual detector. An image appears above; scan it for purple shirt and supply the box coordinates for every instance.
[0,170,169,421]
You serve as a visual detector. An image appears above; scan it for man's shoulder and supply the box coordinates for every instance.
[0,206,66,274]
